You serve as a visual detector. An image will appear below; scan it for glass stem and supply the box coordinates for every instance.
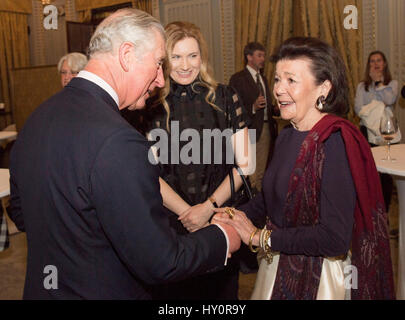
[387,142,391,160]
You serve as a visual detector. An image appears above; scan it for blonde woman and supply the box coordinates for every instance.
[142,21,252,300]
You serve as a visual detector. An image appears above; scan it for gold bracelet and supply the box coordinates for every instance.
[259,227,267,249]
[208,195,218,208]
[249,228,260,253]
[263,229,273,264]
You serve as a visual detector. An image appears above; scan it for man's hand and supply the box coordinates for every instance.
[212,220,241,256]
[253,95,266,111]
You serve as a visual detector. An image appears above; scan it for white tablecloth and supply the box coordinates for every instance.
[372,144,405,300]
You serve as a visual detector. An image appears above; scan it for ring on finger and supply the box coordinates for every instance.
[225,207,235,219]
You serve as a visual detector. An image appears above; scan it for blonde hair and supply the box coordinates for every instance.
[161,21,220,130]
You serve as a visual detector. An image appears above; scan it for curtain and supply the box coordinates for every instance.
[0,12,30,128]
[295,0,363,123]
[77,0,153,22]
[132,0,152,14]
[234,0,293,92]
[75,0,130,11]
[0,0,31,14]
[78,9,92,22]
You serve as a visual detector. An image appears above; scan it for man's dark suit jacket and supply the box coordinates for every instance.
[8,77,227,299]
[229,68,278,158]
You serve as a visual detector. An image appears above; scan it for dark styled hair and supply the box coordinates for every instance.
[243,42,265,65]
[271,37,349,116]
[363,51,392,92]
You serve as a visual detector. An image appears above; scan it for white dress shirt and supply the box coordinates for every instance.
[77,70,120,107]
[247,65,268,120]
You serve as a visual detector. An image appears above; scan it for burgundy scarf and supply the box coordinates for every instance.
[270,115,395,300]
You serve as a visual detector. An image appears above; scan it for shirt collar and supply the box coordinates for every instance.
[77,70,119,107]
[246,65,260,79]
[170,78,205,99]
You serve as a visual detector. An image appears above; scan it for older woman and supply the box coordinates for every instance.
[141,21,252,300]
[214,37,395,300]
[57,52,88,87]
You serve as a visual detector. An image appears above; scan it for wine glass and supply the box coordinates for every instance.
[379,112,398,161]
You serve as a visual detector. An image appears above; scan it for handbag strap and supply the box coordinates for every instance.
[234,166,253,199]
[224,86,253,201]
[229,167,236,202]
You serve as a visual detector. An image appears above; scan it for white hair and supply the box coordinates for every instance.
[88,8,165,60]
[57,52,88,73]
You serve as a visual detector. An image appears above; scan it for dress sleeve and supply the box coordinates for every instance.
[237,190,267,228]
[375,80,399,106]
[270,132,356,257]
[222,85,251,132]
[354,82,365,116]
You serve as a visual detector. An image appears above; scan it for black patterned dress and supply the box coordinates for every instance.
[145,79,249,299]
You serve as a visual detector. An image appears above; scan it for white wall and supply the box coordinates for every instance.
[29,0,69,66]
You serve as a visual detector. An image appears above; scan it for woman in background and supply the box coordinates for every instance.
[355,50,398,141]
[355,51,399,211]
[57,52,88,87]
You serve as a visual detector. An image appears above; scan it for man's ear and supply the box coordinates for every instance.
[118,42,134,72]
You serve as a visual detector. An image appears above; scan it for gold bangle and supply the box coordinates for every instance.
[259,227,266,249]
[249,228,260,253]
[208,195,218,208]
[263,229,273,264]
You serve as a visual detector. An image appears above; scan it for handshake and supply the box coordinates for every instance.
[211,207,259,258]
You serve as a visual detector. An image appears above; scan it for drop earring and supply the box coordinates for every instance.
[316,95,325,111]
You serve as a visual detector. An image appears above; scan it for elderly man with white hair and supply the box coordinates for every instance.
[8,8,240,300]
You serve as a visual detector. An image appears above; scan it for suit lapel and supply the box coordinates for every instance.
[243,68,260,95]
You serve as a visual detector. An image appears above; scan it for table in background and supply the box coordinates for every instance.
[372,144,405,300]
[0,169,10,251]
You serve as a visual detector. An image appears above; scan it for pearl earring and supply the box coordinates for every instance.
[316,96,325,111]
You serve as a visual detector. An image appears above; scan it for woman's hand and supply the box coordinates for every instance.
[212,207,259,247]
[178,200,214,232]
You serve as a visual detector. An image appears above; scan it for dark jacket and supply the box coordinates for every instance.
[229,68,278,159]
[8,77,227,299]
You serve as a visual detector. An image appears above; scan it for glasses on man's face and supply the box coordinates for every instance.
[60,70,79,76]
